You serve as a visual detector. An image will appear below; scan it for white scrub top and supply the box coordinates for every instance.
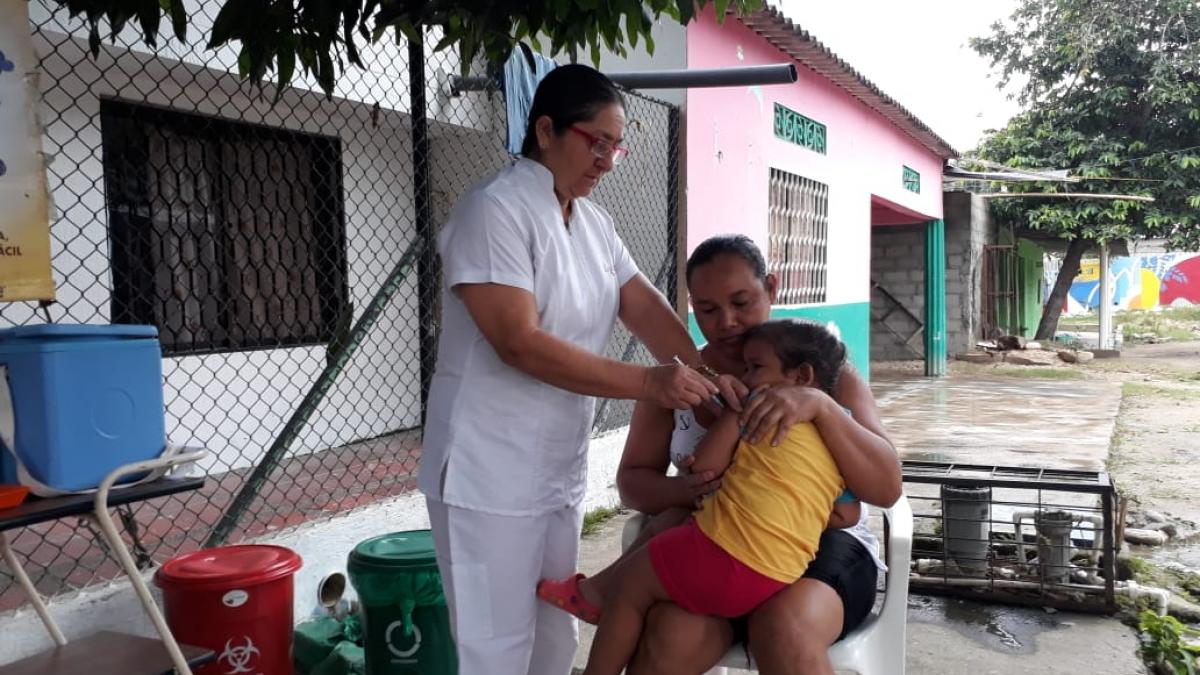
[419,158,640,516]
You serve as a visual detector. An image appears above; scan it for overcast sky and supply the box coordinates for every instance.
[777,0,1024,153]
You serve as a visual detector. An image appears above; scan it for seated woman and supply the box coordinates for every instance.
[614,235,900,675]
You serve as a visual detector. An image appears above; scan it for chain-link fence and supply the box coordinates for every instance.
[0,0,678,609]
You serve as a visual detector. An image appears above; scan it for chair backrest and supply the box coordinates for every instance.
[877,495,913,624]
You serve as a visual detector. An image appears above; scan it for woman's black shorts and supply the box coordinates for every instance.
[731,529,879,645]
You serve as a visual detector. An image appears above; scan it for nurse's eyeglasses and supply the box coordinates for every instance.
[569,126,631,166]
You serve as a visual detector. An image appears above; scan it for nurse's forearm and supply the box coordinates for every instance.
[619,274,703,365]
[458,281,713,406]
[503,329,649,400]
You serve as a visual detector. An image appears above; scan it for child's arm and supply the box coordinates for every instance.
[828,498,861,530]
[690,409,742,477]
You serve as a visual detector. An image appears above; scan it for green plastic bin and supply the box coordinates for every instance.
[347,530,457,675]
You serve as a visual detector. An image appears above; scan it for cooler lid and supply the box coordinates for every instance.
[0,324,159,341]
[155,545,302,590]
[349,530,437,570]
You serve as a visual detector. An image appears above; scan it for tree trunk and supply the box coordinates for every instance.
[1035,237,1089,340]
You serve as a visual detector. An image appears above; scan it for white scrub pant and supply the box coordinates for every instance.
[426,497,585,675]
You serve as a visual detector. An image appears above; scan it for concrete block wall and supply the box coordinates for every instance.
[943,192,993,356]
[869,194,996,363]
[870,224,926,361]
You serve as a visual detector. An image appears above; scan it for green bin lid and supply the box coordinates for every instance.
[348,530,437,571]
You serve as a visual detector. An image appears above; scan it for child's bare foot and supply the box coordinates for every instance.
[536,573,602,625]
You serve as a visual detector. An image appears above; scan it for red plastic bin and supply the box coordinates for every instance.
[155,545,303,675]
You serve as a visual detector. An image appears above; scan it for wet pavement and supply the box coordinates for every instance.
[872,374,1123,471]
[907,594,1144,675]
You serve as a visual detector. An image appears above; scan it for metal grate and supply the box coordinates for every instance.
[981,243,1018,339]
[100,99,350,356]
[903,460,1119,613]
[767,167,828,305]
[0,2,679,609]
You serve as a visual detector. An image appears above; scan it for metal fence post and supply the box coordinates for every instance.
[410,31,439,421]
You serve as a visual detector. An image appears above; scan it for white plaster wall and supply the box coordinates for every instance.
[0,427,628,664]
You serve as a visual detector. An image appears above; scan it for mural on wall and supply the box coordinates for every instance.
[1060,252,1200,314]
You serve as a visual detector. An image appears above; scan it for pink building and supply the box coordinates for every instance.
[684,6,957,374]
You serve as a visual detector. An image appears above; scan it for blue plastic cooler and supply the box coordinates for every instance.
[0,324,166,491]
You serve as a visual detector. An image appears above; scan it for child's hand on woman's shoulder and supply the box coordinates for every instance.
[738,385,837,446]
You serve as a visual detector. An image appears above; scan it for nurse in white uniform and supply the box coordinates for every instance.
[419,64,731,675]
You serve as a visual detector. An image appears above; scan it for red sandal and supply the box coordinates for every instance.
[536,573,602,625]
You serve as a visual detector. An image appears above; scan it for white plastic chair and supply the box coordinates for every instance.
[619,495,912,675]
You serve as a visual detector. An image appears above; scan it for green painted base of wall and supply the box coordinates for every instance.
[687,301,871,380]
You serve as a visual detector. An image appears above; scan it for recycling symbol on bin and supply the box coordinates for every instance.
[218,636,261,674]
[385,621,423,662]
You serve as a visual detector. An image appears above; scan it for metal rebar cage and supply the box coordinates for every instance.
[902,460,1119,613]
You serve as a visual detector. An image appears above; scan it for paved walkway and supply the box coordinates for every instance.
[573,373,1146,674]
[872,374,1121,471]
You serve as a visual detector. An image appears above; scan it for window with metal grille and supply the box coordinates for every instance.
[100,100,349,356]
[768,168,829,304]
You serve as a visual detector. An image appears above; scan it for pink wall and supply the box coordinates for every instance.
[686,8,945,306]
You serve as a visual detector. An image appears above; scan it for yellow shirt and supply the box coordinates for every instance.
[693,422,844,583]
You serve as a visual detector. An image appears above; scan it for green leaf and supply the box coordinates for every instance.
[714,0,731,22]
[209,0,249,48]
[136,0,162,47]
[675,0,695,24]
[161,0,187,42]
[237,46,252,78]
[317,48,335,96]
[87,23,101,56]
[275,39,296,96]
[625,10,639,49]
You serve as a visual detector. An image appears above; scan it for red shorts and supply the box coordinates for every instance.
[647,519,788,618]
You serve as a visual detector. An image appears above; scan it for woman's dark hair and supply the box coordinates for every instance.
[685,234,767,285]
[744,319,846,396]
[520,64,626,157]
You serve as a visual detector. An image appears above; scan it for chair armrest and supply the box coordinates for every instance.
[621,512,649,552]
[879,495,913,624]
[93,450,208,513]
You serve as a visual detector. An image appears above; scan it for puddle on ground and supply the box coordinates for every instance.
[908,594,1067,655]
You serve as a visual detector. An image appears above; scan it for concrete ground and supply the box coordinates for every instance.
[571,371,1147,674]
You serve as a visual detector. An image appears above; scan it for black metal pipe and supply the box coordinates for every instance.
[609,63,797,90]
[452,63,798,94]
[410,35,438,421]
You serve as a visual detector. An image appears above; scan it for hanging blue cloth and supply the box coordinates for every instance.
[504,44,558,155]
